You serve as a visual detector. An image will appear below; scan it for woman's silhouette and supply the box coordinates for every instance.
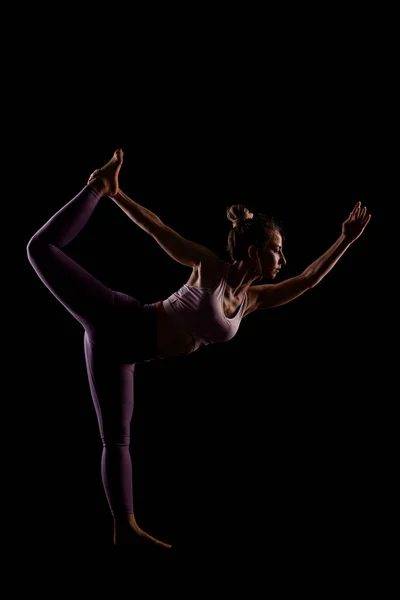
[27,149,371,547]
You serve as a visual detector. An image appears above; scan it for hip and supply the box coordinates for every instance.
[154,301,195,358]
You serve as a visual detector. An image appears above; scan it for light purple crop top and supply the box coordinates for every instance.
[162,262,248,352]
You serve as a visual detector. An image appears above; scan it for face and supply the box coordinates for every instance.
[251,229,286,279]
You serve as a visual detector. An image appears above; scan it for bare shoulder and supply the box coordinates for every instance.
[186,256,226,288]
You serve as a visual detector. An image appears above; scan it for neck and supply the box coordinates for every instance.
[228,261,261,295]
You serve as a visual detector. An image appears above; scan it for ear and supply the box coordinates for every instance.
[247,245,259,262]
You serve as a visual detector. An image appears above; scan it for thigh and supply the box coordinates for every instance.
[84,333,135,443]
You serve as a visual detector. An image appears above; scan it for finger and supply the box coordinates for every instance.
[350,203,360,220]
[359,206,367,220]
[362,213,372,227]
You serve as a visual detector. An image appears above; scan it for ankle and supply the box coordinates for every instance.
[114,513,138,528]
[88,177,108,196]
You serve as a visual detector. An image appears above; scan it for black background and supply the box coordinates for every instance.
[8,22,393,558]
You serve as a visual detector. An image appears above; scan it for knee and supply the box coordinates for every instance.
[26,235,44,264]
[102,434,130,448]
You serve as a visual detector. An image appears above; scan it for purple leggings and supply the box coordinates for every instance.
[27,185,158,517]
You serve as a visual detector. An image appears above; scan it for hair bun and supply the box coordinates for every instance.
[226,204,254,228]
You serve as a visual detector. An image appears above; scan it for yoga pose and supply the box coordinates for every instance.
[27,149,371,547]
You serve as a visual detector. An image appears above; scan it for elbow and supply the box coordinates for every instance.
[146,217,164,236]
[302,272,318,289]
[308,278,318,289]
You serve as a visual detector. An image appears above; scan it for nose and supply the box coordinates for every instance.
[280,253,287,266]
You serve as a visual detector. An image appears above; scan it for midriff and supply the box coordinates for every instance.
[154,301,195,358]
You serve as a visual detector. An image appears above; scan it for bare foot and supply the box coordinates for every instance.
[114,519,172,548]
[87,149,123,197]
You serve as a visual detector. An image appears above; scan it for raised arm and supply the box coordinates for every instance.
[251,202,371,310]
[111,189,219,268]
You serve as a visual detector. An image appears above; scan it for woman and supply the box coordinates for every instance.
[26,149,371,547]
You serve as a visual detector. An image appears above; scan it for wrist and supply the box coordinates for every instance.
[340,232,353,247]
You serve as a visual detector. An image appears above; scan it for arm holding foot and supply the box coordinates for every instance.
[111,190,219,268]
[112,189,163,234]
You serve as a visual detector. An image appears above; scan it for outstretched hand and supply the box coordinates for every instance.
[342,202,371,243]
